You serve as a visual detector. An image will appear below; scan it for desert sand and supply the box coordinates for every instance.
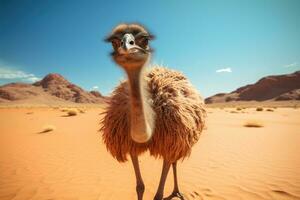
[0,105,300,200]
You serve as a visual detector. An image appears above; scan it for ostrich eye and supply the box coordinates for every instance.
[111,39,121,50]
[136,37,149,48]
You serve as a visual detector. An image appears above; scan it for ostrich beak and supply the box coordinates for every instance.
[119,33,142,54]
[122,33,135,50]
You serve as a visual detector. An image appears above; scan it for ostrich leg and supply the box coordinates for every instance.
[131,154,145,200]
[153,160,171,200]
[163,162,185,200]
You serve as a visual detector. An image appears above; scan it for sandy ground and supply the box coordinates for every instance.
[0,106,300,200]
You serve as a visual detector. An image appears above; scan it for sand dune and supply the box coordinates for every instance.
[0,106,300,200]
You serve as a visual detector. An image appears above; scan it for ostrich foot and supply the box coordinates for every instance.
[163,191,185,200]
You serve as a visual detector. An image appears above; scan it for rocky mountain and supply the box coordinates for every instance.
[205,71,300,104]
[0,73,104,104]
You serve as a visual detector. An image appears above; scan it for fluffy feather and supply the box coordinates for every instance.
[100,67,206,163]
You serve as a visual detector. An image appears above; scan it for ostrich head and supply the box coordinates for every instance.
[105,23,156,143]
[105,23,154,71]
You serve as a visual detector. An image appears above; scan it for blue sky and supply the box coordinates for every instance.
[0,0,300,97]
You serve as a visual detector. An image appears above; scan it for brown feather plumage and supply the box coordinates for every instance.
[100,67,206,163]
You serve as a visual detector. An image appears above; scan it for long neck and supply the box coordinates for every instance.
[126,67,154,143]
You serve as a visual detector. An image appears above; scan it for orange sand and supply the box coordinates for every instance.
[0,106,300,200]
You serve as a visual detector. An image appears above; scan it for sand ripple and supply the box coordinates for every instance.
[0,107,300,199]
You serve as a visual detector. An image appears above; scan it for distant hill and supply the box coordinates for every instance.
[205,71,300,104]
[0,73,105,105]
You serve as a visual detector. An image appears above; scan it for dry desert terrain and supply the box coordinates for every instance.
[0,105,300,200]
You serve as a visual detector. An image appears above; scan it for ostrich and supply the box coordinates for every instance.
[100,23,206,200]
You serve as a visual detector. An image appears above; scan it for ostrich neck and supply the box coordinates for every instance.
[126,67,154,143]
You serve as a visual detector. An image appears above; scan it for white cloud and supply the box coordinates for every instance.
[26,77,41,82]
[216,67,232,73]
[284,62,297,68]
[0,67,41,82]
[92,86,99,90]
